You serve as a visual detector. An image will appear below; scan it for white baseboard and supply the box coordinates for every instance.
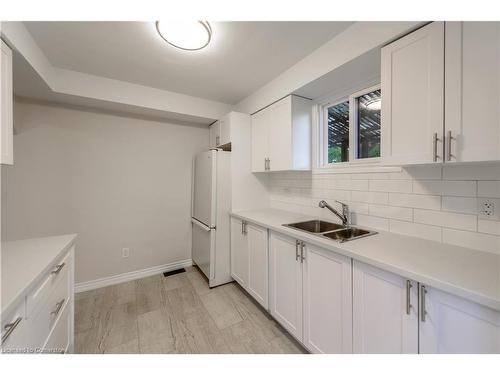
[74,259,193,293]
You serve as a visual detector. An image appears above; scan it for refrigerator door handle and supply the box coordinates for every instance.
[191,218,213,232]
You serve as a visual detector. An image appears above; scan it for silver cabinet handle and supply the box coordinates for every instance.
[420,285,427,322]
[268,158,271,171]
[51,299,65,317]
[215,135,220,146]
[300,242,305,263]
[241,220,244,235]
[1,317,22,344]
[433,133,441,162]
[406,280,412,315]
[446,130,454,161]
[243,221,247,235]
[295,240,300,261]
[51,262,66,275]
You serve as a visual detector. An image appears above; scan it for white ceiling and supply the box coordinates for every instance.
[23,21,353,104]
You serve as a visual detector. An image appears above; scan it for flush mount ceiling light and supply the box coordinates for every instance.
[365,98,381,111]
[156,21,212,51]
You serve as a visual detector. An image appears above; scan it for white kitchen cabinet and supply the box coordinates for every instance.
[251,95,311,172]
[269,231,303,341]
[230,218,269,309]
[352,260,418,353]
[419,285,500,354]
[230,217,249,287]
[246,223,269,308]
[209,120,220,149]
[303,243,352,354]
[209,114,232,149]
[381,22,445,165]
[445,22,500,162]
[1,38,13,165]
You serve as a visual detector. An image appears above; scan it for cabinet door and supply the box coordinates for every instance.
[247,223,269,309]
[209,120,221,149]
[251,110,269,172]
[268,96,292,171]
[1,39,13,165]
[445,22,500,162]
[352,261,418,353]
[269,232,303,341]
[303,243,352,353]
[381,22,444,165]
[419,285,500,353]
[230,217,248,288]
[219,115,231,146]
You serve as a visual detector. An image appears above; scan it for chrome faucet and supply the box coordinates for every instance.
[318,200,350,227]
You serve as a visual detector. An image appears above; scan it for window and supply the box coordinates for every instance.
[321,85,381,166]
[356,89,381,159]
[327,100,349,163]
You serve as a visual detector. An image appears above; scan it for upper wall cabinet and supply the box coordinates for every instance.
[251,95,311,172]
[1,39,13,165]
[445,22,500,163]
[381,22,445,165]
[209,114,232,149]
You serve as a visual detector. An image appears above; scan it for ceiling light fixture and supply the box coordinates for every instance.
[155,21,212,51]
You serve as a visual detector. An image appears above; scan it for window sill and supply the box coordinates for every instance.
[313,161,401,175]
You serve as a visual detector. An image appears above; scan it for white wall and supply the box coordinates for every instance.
[269,165,500,255]
[1,100,209,283]
[235,22,421,114]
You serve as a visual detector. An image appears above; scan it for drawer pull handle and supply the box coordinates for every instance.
[1,317,22,344]
[51,262,66,275]
[51,299,65,317]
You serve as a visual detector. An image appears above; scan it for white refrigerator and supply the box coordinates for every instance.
[191,149,232,287]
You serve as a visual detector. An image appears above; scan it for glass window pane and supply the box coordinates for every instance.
[357,89,381,159]
[327,101,349,163]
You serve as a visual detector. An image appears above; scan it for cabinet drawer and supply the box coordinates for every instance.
[1,301,28,353]
[26,249,71,317]
[27,268,70,349]
[43,302,70,354]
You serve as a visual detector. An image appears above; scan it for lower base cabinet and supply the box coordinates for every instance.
[420,286,500,354]
[269,231,352,353]
[353,261,418,353]
[269,232,303,341]
[230,217,269,309]
[353,260,500,354]
[303,243,352,353]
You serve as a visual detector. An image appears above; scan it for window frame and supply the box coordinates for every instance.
[318,84,382,169]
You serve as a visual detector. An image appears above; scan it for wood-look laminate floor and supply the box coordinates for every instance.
[75,266,306,354]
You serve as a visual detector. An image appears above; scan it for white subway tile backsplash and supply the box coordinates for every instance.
[443,228,500,254]
[389,220,442,242]
[389,193,441,210]
[441,196,478,215]
[269,165,500,252]
[369,204,413,221]
[443,164,500,181]
[412,180,477,197]
[351,213,389,231]
[478,220,500,236]
[369,179,412,193]
[403,165,442,180]
[478,181,500,198]
[414,209,477,231]
[351,191,389,204]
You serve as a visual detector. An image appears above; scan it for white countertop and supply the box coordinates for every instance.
[1,234,77,316]
[231,208,500,311]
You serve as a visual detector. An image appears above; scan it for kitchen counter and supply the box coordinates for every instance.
[231,208,500,311]
[1,234,77,316]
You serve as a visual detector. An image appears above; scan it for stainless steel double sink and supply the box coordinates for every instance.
[283,220,377,243]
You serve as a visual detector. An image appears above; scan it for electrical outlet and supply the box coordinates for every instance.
[122,248,130,258]
[478,198,499,220]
